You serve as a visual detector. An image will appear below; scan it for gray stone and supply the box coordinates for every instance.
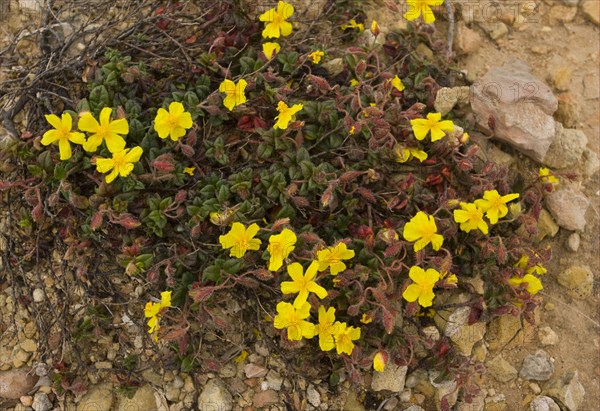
[371,364,408,392]
[470,61,558,162]
[520,350,554,381]
[199,378,232,411]
[117,385,157,411]
[265,370,283,391]
[542,125,588,169]
[530,396,560,411]
[0,369,38,400]
[487,355,518,382]
[566,233,580,252]
[545,187,589,231]
[77,383,114,411]
[31,392,52,411]
[544,371,585,411]
[581,148,600,178]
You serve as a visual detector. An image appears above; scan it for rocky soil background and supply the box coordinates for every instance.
[0,0,598,410]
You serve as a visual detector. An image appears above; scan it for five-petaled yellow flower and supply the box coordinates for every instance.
[153,102,193,141]
[404,0,444,25]
[395,146,428,163]
[315,306,337,351]
[273,301,315,341]
[391,75,405,92]
[41,113,86,160]
[259,1,294,38]
[515,255,547,276]
[144,290,172,341]
[333,322,361,355]
[262,42,281,59]
[308,50,325,64]
[474,190,520,224]
[274,101,303,129]
[183,166,195,176]
[410,112,454,142]
[267,228,297,271]
[341,19,365,31]
[373,351,387,372]
[281,261,328,307]
[453,202,489,234]
[219,79,248,111]
[402,211,444,252]
[539,167,559,184]
[509,274,543,295]
[402,266,440,307]
[316,242,355,275]
[219,222,261,258]
[79,107,129,153]
[95,146,143,184]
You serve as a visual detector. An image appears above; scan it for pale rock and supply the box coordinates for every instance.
[198,379,232,411]
[430,371,458,411]
[252,389,279,408]
[117,385,157,411]
[165,385,180,402]
[399,389,412,402]
[555,93,579,127]
[265,370,283,391]
[422,325,440,342]
[530,395,560,411]
[371,364,407,392]
[20,395,33,406]
[306,384,321,407]
[536,209,560,242]
[141,369,163,386]
[583,73,599,99]
[481,21,509,40]
[94,361,112,370]
[435,86,471,116]
[551,67,572,92]
[405,369,427,389]
[487,314,533,351]
[542,125,588,169]
[0,369,38,399]
[486,144,515,168]
[456,391,485,411]
[566,233,580,252]
[14,404,30,411]
[444,306,470,337]
[470,61,558,162]
[19,339,37,353]
[455,22,482,54]
[218,363,236,379]
[321,58,344,77]
[383,396,399,410]
[31,392,52,411]
[486,355,518,382]
[537,326,559,346]
[451,321,486,356]
[520,350,554,381]
[403,406,425,411]
[471,341,488,362]
[581,0,600,26]
[544,370,585,411]
[562,0,579,5]
[343,391,366,411]
[547,5,578,25]
[580,148,600,178]
[244,363,267,379]
[32,289,44,303]
[545,187,589,231]
[77,383,114,411]
[556,265,594,299]
[530,383,542,394]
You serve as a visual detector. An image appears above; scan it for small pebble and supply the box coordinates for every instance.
[566,233,580,252]
[32,289,44,303]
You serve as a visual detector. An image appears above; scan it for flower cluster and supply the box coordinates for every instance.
[454,190,520,234]
[144,291,172,341]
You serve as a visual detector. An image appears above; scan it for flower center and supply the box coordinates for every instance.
[166,114,179,129]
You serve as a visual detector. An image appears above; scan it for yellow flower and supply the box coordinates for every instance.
[373,351,387,372]
[267,228,297,271]
[402,266,440,307]
[341,19,365,31]
[474,190,520,224]
[78,108,128,153]
[219,222,261,258]
[274,101,303,129]
[219,79,248,111]
[259,1,294,38]
[370,20,380,36]
[333,322,361,355]
[453,202,489,234]
[539,167,559,184]
[410,112,454,142]
[262,42,281,59]
[349,126,356,135]
[515,256,547,276]
[445,273,458,285]
[281,261,328,307]
[273,301,315,341]
[183,166,195,176]
[153,102,193,141]
[509,274,543,295]
[459,132,469,144]
[402,211,444,252]
[309,50,325,64]
[315,306,337,351]
[360,313,373,324]
[41,113,86,160]
[234,350,248,363]
[394,146,428,163]
[95,146,143,184]
[144,291,172,340]
[316,242,355,275]
[391,75,405,92]
[404,0,444,24]
[350,79,359,87]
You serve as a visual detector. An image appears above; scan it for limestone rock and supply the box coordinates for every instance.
[321,58,344,77]
[77,383,114,411]
[542,125,588,169]
[343,391,366,411]
[580,148,600,178]
[470,61,558,162]
[252,390,279,408]
[455,22,482,54]
[520,350,554,381]
[0,369,38,400]
[544,370,585,411]
[556,265,594,299]
[199,378,233,411]
[566,233,580,252]
[244,363,267,378]
[117,385,157,411]
[371,364,407,392]
[530,396,560,411]
[547,6,578,25]
[555,93,579,127]
[545,187,589,231]
[31,392,52,411]
[486,355,518,382]
[537,326,559,346]
[430,372,458,411]
[435,86,471,116]
[487,314,533,351]
[581,0,600,26]
[536,209,559,242]
[306,384,321,407]
[450,321,486,356]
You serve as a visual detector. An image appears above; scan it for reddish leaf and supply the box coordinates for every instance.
[357,187,376,203]
[162,326,188,342]
[382,308,395,334]
[185,34,198,44]
[189,286,215,302]
[90,210,104,231]
[116,214,141,230]
[253,269,274,281]
[307,74,331,92]
[31,203,43,223]
[340,170,363,183]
